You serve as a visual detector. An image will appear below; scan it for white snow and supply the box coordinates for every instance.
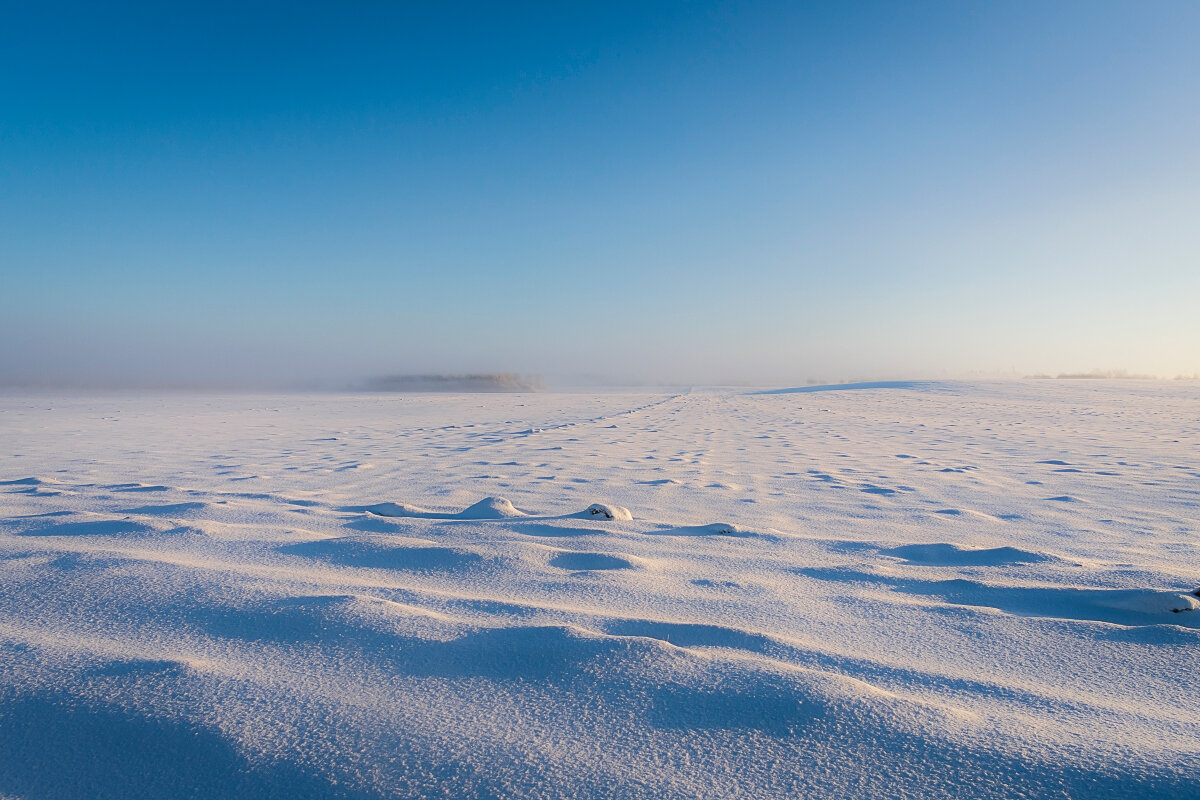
[0,381,1197,798]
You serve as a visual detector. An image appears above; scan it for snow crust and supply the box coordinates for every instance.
[1,381,1197,798]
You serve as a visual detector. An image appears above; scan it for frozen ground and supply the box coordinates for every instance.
[0,381,1197,799]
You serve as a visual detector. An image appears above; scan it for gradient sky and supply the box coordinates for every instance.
[2,1,1198,387]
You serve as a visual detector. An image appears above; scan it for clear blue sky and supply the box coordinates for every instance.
[2,1,1198,386]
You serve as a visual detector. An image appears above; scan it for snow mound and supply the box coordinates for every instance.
[362,501,432,517]
[577,503,633,521]
[695,522,741,536]
[649,522,755,537]
[459,496,525,519]
[1099,589,1200,616]
[361,496,525,519]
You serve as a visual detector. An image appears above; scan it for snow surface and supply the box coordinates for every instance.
[0,381,1197,799]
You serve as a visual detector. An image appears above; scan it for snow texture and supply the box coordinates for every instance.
[1,381,1197,798]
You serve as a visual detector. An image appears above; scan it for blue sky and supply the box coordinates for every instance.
[2,1,1198,386]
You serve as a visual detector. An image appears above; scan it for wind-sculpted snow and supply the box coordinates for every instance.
[879,542,1052,566]
[1,384,1198,798]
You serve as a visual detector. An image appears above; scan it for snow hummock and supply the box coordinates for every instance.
[459,496,525,519]
[362,495,525,519]
[578,503,633,521]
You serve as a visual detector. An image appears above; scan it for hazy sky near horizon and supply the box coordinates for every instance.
[2,1,1198,387]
